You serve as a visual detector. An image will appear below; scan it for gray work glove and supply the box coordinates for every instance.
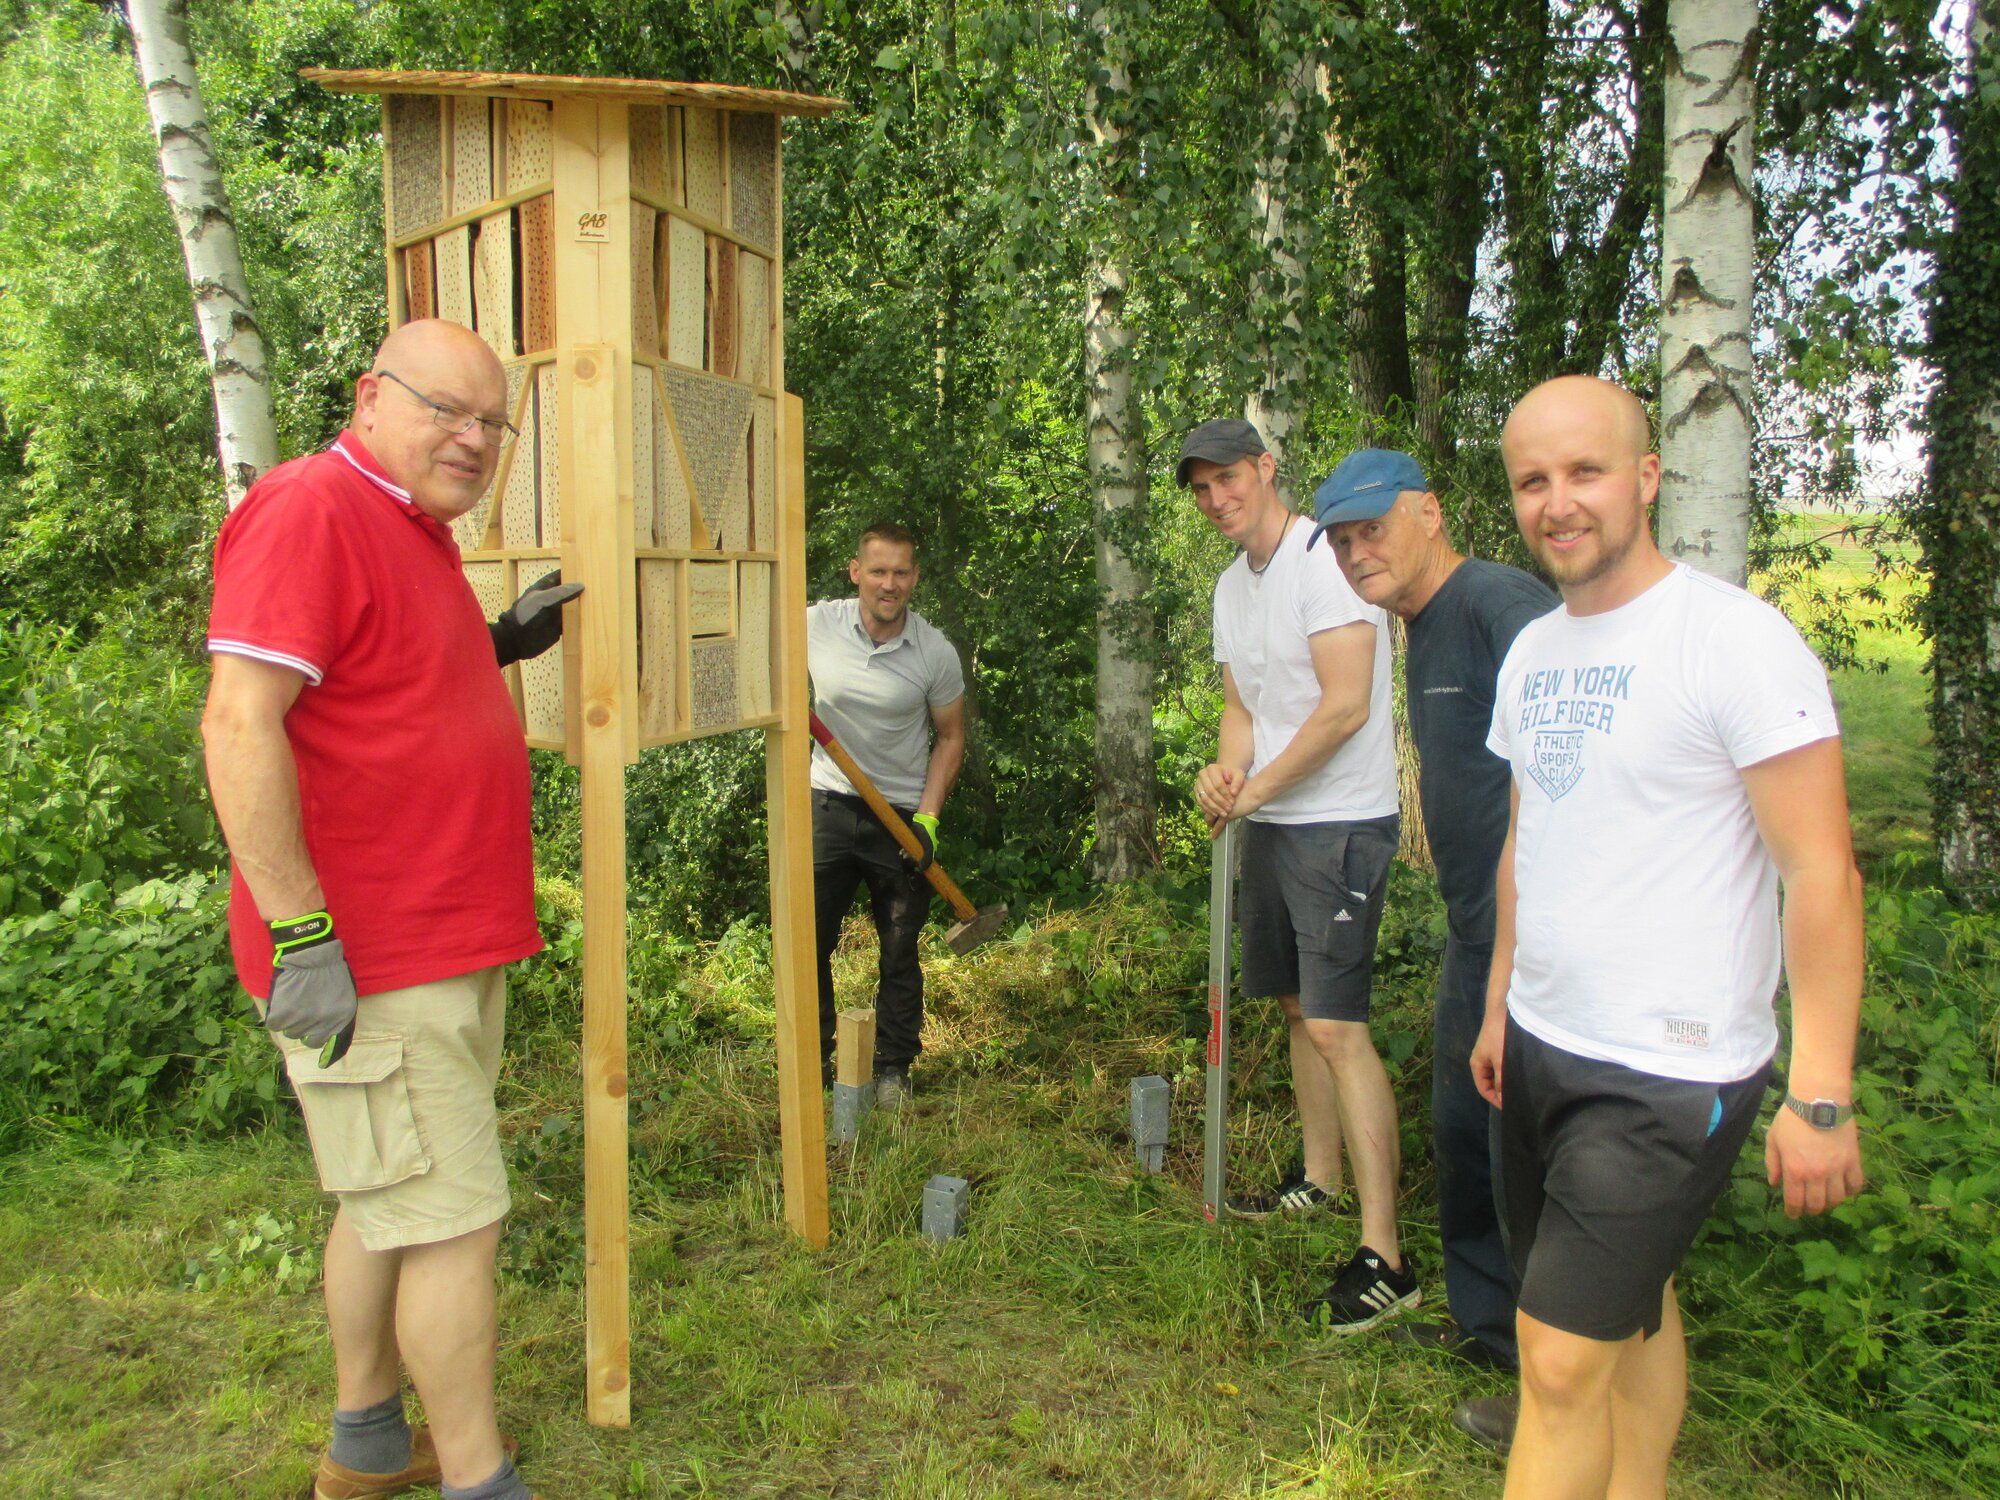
[490,569,584,667]
[266,912,357,1066]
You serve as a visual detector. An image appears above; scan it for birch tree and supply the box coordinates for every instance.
[1081,0,1156,882]
[127,0,277,507]
[1918,0,2000,887]
[1657,0,1757,585]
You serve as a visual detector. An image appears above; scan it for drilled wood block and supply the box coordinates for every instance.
[462,560,508,620]
[520,631,565,744]
[688,637,738,733]
[632,367,655,548]
[404,240,436,321]
[682,107,723,223]
[662,214,706,368]
[498,363,537,549]
[519,195,556,353]
[450,97,493,215]
[434,224,474,330]
[652,370,694,549]
[638,559,677,739]
[707,234,738,380]
[738,562,773,718]
[665,107,685,205]
[537,365,561,546]
[657,364,754,547]
[505,100,553,193]
[631,204,660,359]
[688,559,732,637]
[630,104,665,199]
[473,210,516,358]
[386,94,443,238]
[750,394,776,551]
[728,111,777,251]
[737,250,771,389]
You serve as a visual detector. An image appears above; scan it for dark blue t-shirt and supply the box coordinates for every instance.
[1406,558,1557,946]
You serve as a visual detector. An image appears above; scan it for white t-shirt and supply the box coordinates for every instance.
[1213,515,1397,824]
[1486,564,1840,1082]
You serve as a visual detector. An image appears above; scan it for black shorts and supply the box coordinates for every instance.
[1499,1023,1770,1342]
[1237,815,1398,1022]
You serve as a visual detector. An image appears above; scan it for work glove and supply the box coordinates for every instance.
[266,911,357,1067]
[490,569,583,667]
[902,812,940,875]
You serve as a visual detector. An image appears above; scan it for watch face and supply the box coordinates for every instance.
[1809,1101,1840,1129]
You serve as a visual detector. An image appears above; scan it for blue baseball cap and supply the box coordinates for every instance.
[1305,449,1429,550]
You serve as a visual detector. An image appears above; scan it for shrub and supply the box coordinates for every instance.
[0,621,219,916]
[0,874,278,1140]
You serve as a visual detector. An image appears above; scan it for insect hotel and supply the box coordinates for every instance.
[301,66,847,1426]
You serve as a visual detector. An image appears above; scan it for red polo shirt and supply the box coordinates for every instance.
[208,432,542,998]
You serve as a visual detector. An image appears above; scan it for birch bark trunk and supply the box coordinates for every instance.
[1657,0,1757,585]
[127,0,277,508]
[1923,0,2000,886]
[1083,1,1156,882]
[1242,41,1315,506]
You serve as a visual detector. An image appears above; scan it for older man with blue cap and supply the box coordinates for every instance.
[1181,419,1419,1334]
[1313,447,1557,1448]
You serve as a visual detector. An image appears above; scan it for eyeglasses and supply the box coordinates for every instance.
[374,370,519,447]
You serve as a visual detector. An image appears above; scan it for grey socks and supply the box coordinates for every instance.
[443,1457,533,1500]
[329,1392,412,1475]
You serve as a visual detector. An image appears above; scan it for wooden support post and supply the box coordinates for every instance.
[835,1008,876,1088]
[766,391,829,1246]
[574,344,631,1427]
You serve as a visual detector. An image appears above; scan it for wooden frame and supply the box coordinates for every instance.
[312,66,845,1428]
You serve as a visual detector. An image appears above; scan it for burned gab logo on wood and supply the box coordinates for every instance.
[1530,729,1586,800]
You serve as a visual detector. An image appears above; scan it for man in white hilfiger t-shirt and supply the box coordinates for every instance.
[1469,376,1866,1499]
[1181,419,1418,1336]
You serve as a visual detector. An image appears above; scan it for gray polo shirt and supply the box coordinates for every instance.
[807,598,965,807]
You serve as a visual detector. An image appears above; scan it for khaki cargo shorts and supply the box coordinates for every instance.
[274,966,511,1251]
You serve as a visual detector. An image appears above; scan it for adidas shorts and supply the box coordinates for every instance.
[1237,814,1399,1023]
[1498,1022,1770,1341]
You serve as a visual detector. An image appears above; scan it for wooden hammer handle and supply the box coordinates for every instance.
[808,713,979,924]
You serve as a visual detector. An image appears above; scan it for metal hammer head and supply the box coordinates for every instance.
[946,903,1009,956]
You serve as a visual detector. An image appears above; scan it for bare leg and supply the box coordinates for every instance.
[1303,1017,1402,1261]
[1280,995,1344,1190]
[1505,1309,1628,1500]
[323,1205,402,1411]
[396,1222,506,1488]
[1605,1281,1686,1500]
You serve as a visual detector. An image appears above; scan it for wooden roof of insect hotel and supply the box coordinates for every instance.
[300,68,848,117]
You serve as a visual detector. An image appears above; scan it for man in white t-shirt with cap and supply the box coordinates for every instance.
[1471,375,1866,1495]
[1182,418,1418,1333]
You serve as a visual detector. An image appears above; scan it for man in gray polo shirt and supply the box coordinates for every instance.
[808,521,966,1106]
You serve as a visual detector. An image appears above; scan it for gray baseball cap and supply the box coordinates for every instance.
[1176,419,1269,487]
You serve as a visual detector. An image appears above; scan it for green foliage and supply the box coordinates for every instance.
[1688,873,2000,1482]
[178,1210,322,1294]
[0,621,219,916]
[0,874,280,1140]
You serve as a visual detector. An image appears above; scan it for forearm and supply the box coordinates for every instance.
[1486,826,1518,1023]
[203,715,324,920]
[1216,702,1254,774]
[1240,700,1366,808]
[917,729,964,819]
[1779,860,1866,1099]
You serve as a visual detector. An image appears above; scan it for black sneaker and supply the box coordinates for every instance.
[874,1065,912,1110]
[1225,1171,1336,1220]
[1303,1246,1422,1333]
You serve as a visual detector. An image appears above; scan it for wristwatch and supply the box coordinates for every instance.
[1783,1094,1854,1129]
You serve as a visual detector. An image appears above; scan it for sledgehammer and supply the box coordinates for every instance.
[807,712,1009,956]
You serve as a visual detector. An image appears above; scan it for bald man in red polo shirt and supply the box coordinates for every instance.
[203,321,554,1500]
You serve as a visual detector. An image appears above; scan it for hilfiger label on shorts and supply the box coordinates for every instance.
[1664,1017,1712,1049]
